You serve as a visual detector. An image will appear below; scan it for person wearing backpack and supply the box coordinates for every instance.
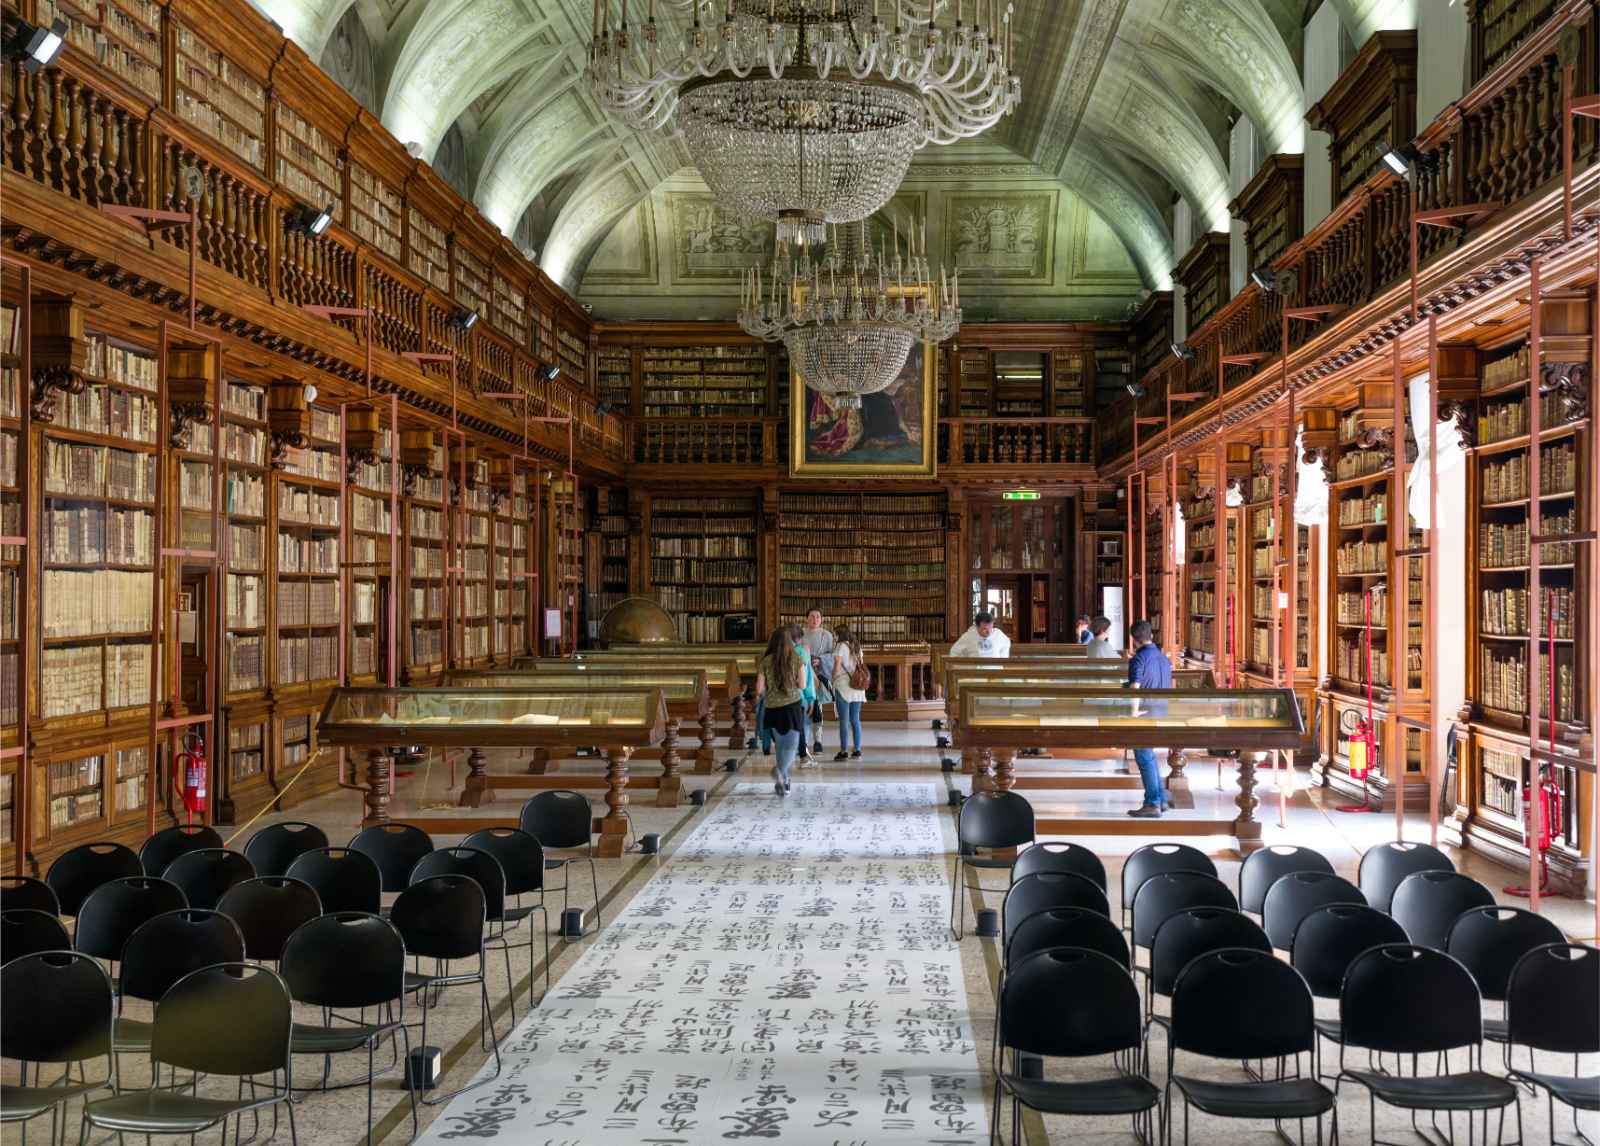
[830,624,868,760]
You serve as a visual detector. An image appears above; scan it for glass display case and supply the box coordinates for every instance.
[943,665,1215,701]
[518,655,744,695]
[317,687,667,747]
[955,684,1303,750]
[444,669,710,716]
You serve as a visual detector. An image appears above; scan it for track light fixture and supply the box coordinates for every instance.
[4,17,66,72]
[1250,269,1278,292]
[1170,341,1196,362]
[285,203,333,237]
[1380,143,1430,178]
[448,308,479,334]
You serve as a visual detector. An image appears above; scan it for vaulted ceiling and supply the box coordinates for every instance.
[256,0,1319,320]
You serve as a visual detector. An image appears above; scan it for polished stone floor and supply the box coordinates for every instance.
[38,724,1600,1143]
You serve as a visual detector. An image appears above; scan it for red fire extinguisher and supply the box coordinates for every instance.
[1507,766,1564,897]
[173,732,208,825]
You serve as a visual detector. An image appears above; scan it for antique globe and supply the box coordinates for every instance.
[599,596,679,646]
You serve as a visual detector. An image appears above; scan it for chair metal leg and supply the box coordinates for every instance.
[587,855,602,929]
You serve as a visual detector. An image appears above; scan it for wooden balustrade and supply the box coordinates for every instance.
[365,262,423,356]
[938,418,1096,467]
[631,418,777,466]
[4,66,147,208]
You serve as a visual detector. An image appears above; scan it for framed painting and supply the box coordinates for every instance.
[788,334,938,478]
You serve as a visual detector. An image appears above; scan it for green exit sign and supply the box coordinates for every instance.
[1002,490,1041,501]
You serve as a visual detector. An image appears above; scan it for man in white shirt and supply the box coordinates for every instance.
[948,611,1011,658]
[800,609,835,755]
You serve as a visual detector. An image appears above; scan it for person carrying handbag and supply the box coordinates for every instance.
[831,625,868,760]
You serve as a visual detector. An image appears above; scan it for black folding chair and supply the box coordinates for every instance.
[1120,843,1216,932]
[217,877,323,963]
[160,848,255,911]
[1,908,72,963]
[73,876,188,966]
[1357,840,1452,913]
[1166,948,1335,1146]
[114,909,246,1073]
[1001,871,1110,951]
[1144,907,1270,1032]
[0,875,59,917]
[1504,943,1598,1146]
[992,948,1158,1144]
[1130,871,1236,957]
[45,842,141,917]
[243,821,330,877]
[462,827,553,1008]
[1390,870,1494,951]
[286,847,383,915]
[1260,871,1364,951]
[1010,841,1107,890]
[80,962,297,1145]
[950,791,1034,939]
[390,874,501,1104]
[520,791,605,929]
[1336,944,1520,1146]
[1005,907,1130,972]
[411,846,528,1022]
[1,952,115,1143]
[1446,905,1564,1050]
[282,912,418,1144]
[1238,844,1333,916]
[1288,902,1407,1079]
[348,823,435,897]
[138,824,224,877]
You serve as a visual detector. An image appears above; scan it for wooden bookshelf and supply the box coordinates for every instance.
[639,345,766,417]
[555,324,589,392]
[778,491,946,644]
[587,485,630,624]
[39,0,163,103]
[1183,491,1217,664]
[275,101,342,217]
[220,381,267,695]
[649,493,757,643]
[1144,506,1165,647]
[496,465,531,662]
[272,401,341,690]
[456,455,493,666]
[346,419,393,682]
[596,347,634,415]
[0,304,21,740]
[172,19,267,169]
[348,163,404,262]
[402,435,446,677]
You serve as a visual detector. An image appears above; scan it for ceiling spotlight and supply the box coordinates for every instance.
[448,308,479,333]
[285,203,333,237]
[405,141,424,158]
[302,383,318,404]
[4,18,66,72]
[1125,381,1147,399]
[1250,269,1278,292]
[1170,341,1196,362]
[1380,143,1425,178]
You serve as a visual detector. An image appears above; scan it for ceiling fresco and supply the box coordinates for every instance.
[259,0,1399,320]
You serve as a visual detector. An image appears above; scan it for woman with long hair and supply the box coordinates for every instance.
[756,624,809,796]
[830,624,866,760]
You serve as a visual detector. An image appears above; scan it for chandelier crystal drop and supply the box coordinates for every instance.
[589,0,1020,227]
[738,217,962,407]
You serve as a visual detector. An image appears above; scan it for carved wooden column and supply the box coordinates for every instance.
[971,748,996,795]
[597,746,632,857]
[458,746,490,807]
[731,692,749,751]
[526,746,555,774]
[694,710,716,774]
[656,718,682,807]
[1235,751,1265,853]
[1166,748,1190,789]
[363,748,391,825]
[992,748,1017,794]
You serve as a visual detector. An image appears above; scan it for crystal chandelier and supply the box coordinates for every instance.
[738,218,961,407]
[589,0,1020,234]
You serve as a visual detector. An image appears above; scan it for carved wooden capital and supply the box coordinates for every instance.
[30,364,84,422]
[170,400,211,450]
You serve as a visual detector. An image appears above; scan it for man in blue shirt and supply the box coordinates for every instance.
[1125,619,1172,818]
[1074,614,1092,643]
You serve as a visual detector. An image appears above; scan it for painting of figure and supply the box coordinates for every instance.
[790,337,937,478]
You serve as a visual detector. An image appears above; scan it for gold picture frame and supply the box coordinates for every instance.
[787,292,937,478]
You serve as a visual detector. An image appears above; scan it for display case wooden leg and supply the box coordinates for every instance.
[363,748,391,825]
[597,746,631,857]
[961,747,977,775]
[458,746,490,807]
[657,719,682,808]
[993,748,1017,794]
[526,747,554,775]
[694,712,715,774]
[971,749,996,795]
[731,694,749,749]
[1166,749,1189,789]
[1234,751,1264,853]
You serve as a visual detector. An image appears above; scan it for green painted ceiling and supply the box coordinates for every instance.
[259,0,1323,320]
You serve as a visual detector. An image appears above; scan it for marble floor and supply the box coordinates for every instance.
[41,724,1600,1143]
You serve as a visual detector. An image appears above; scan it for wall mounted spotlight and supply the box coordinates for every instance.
[285,203,333,237]
[3,18,66,71]
[1170,341,1196,362]
[447,308,479,333]
[536,364,561,382]
[1125,381,1147,399]
[1380,143,1430,178]
[1250,269,1278,292]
